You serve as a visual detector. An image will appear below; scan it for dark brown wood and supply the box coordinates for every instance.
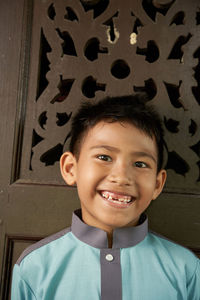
[189,248,200,259]
[0,0,200,299]
[1,235,42,300]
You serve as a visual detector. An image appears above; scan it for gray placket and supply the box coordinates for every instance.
[72,209,148,300]
[100,249,122,300]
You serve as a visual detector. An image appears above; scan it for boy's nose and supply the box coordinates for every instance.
[107,163,133,186]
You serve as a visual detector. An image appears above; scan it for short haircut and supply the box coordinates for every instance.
[69,94,164,172]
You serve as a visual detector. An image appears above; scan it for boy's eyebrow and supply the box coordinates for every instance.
[132,151,157,164]
[90,145,157,163]
[90,145,120,152]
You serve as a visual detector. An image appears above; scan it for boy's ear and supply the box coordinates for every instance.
[152,169,167,200]
[60,152,77,186]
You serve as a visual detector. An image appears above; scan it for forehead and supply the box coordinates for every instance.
[80,120,157,156]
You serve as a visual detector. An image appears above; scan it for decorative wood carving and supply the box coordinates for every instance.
[14,0,200,195]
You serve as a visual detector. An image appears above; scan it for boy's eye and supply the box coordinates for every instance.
[134,161,148,168]
[97,155,112,162]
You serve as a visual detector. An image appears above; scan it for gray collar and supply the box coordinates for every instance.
[71,209,148,249]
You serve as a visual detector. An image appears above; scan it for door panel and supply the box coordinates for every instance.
[1,0,200,299]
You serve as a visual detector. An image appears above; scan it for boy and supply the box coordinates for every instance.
[11,94,200,299]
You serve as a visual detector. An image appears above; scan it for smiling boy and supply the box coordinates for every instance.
[62,118,166,247]
[11,94,200,299]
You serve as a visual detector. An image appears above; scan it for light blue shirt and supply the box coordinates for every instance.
[11,210,200,299]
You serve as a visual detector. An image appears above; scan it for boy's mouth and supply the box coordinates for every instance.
[100,191,134,205]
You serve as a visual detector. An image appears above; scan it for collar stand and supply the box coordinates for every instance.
[71,209,148,249]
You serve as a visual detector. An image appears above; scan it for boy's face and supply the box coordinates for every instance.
[61,121,166,233]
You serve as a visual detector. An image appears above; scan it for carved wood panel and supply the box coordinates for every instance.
[12,0,200,195]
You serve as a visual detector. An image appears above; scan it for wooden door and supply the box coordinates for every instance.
[0,1,80,298]
[0,0,200,299]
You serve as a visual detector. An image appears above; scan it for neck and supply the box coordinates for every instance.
[107,231,113,248]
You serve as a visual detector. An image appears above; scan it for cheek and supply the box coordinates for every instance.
[137,173,157,194]
[77,162,103,186]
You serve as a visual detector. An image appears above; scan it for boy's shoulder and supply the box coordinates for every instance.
[147,230,199,276]
[16,226,72,266]
[148,230,196,255]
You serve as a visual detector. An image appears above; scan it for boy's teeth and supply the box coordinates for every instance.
[101,191,132,203]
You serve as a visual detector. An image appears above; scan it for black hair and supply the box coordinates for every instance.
[69,94,164,172]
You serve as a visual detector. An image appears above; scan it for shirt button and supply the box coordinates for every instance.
[105,254,114,262]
